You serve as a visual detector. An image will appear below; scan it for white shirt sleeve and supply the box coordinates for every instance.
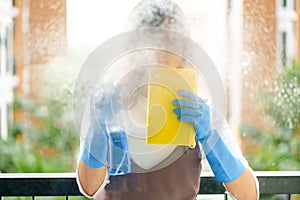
[218,120,248,166]
[219,120,260,199]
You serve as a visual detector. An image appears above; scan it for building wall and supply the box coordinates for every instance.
[14,0,66,97]
[296,0,300,62]
[13,0,66,125]
[241,0,278,151]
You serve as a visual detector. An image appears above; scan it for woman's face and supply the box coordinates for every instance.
[155,30,185,68]
[156,50,182,68]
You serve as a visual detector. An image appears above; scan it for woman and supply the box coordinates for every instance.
[76,0,259,199]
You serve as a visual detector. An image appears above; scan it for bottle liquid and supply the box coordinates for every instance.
[106,117,131,175]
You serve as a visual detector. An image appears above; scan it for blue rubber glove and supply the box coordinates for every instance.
[81,83,122,168]
[81,124,108,168]
[173,90,245,183]
[94,84,123,123]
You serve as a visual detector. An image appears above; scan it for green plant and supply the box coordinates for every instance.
[240,124,300,171]
[259,63,300,132]
[240,63,300,200]
[240,63,300,171]
[1,56,81,173]
[2,91,79,173]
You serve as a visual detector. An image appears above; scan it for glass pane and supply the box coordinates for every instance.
[1,0,299,198]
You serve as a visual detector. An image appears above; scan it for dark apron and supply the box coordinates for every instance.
[95,141,202,200]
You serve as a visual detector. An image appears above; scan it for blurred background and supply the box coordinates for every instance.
[0,0,299,198]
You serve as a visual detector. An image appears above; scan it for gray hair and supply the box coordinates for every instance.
[127,0,190,36]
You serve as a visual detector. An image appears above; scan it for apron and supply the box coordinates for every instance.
[95,141,202,200]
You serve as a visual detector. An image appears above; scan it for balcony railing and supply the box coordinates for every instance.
[0,171,299,199]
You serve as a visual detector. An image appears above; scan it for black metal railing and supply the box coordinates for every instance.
[0,171,299,199]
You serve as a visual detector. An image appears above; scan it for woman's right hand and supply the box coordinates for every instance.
[81,124,108,168]
[81,83,123,168]
[94,83,123,124]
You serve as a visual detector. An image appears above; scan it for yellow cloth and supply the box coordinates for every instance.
[147,67,199,146]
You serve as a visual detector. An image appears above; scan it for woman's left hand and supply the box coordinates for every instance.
[172,90,211,143]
